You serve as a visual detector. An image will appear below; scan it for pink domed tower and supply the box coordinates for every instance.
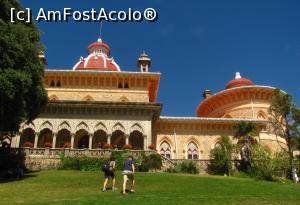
[72,38,120,71]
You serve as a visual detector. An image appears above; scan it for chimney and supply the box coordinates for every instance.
[137,51,151,72]
[202,89,212,99]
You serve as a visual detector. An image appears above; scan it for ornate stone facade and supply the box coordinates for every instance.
[11,39,286,160]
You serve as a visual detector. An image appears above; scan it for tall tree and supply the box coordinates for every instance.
[233,121,257,170]
[0,0,47,144]
[268,88,300,175]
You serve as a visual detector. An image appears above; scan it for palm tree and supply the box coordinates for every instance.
[233,121,257,170]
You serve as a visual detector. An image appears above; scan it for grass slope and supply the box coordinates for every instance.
[1,170,300,205]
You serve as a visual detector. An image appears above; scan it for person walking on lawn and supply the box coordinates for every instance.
[122,155,135,194]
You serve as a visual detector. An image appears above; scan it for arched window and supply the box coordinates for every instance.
[159,141,171,159]
[124,82,129,89]
[118,82,123,88]
[56,80,61,87]
[50,80,55,87]
[187,142,198,159]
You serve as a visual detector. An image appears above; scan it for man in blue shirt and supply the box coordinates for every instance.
[122,155,135,194]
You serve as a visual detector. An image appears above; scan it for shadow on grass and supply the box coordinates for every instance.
[0,170,39,183]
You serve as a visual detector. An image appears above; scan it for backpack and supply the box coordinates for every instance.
[102,161,110,172]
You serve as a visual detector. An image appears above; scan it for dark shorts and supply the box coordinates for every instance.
[104,170,115,179]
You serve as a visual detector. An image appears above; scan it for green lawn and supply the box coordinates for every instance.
[1,170,300,205]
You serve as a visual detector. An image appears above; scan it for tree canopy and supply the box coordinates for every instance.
[268,88,300,176]
[0,0,47,139]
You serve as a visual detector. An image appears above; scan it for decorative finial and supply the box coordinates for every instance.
[97,38,102,42]
[235,72,241,79]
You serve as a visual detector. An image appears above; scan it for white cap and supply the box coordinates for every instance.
[235,72,241,79]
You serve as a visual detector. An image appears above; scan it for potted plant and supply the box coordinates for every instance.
[44,142,52,148]
[23,141,33,148]
[122,144,133,150]
[63,142,71,148]
[102,143,113,149]
[148,144,156,150]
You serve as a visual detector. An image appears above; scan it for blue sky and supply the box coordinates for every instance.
[21,0,300,116]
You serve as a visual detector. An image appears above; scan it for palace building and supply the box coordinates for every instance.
[11,38,285,160]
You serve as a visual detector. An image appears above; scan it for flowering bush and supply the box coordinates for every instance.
[102,143,113,149]
[148,144,156,150]
[44,142,52,148]
[63,142,71,148]
[122,144,133,150]
[23,141,33,147]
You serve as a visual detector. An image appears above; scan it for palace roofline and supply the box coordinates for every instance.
[159,116,268,124]
[45,69,161,75]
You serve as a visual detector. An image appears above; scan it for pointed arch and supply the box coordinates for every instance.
[76,122,89,132]
[112,122,125,133]
[187,141,199,159]
[186,136,200,147]
[159,140,172,159]
[39,121,53,132]
[158,136,174,149]
[130,123,144,134]
[20,122,35,131]
[94,122,107,133]
[58,121,71,132]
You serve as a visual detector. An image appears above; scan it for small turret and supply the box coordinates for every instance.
[137,51,151,72]
[202,89,212,99]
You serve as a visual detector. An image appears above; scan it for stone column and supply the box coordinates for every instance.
[89,134,93,149]
[143,135,147,150]
[125,134,129,145]
[34,132,39,148]
[52,133,57,149]
[107,134,111,144]
[71,133,75,149]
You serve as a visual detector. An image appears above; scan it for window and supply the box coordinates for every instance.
[50,80,55,87]
[159,141,171,159]
[187,142,198,159]
[124,82,129,89]
[56,80,61,87]
[118,82,123,88]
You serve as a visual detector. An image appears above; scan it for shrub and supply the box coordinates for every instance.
[209,136,235,175]
[58,156,108,171]
[168,160,200,174]
[122,144,133,150]
[249,144,290,181]
[138,153,162,172]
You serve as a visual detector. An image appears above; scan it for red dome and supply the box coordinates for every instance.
[226,72,254,89]
[87,41,110,54]
[73,38,120,71]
